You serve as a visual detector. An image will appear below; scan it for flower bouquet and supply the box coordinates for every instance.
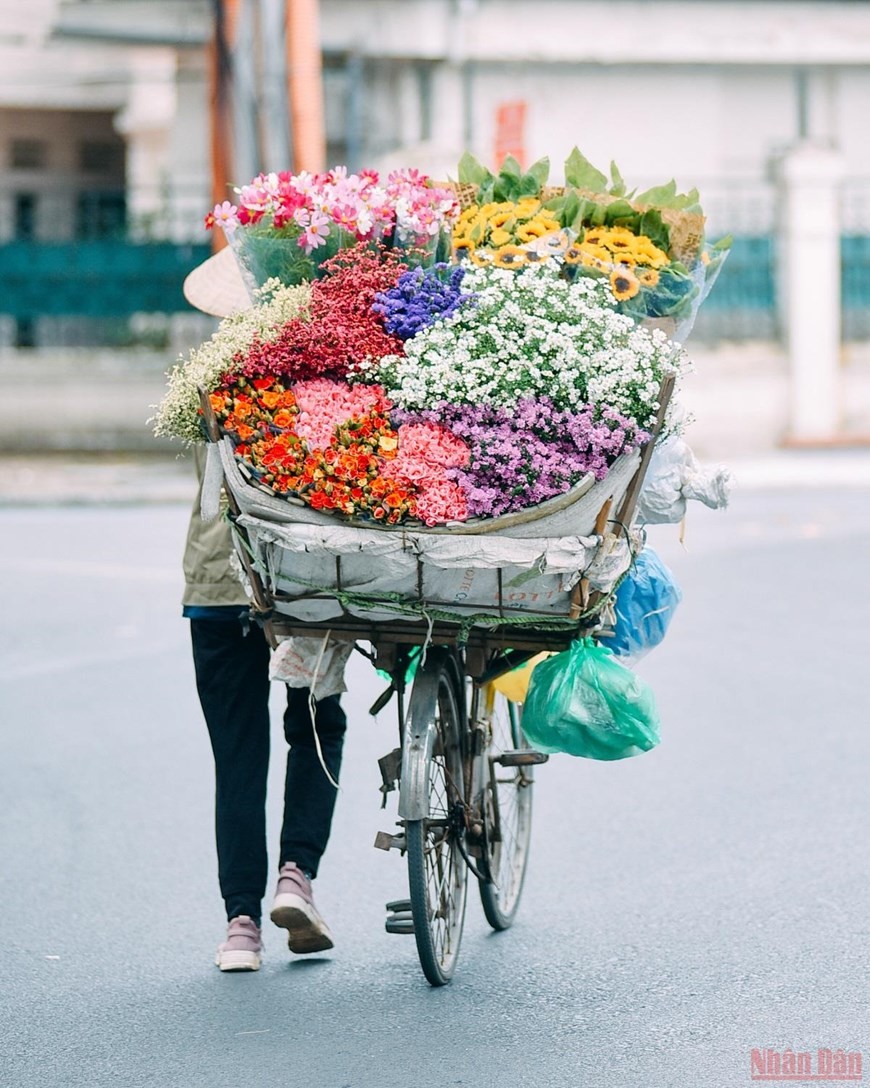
[155,151,732,626]
[450,148,731,342]
[206,167,459,297]
[157,241,680,532]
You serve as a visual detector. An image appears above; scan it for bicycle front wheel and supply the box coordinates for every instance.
[477,686,534,930]
[404,652,468,986]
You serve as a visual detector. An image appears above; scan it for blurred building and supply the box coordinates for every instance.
[1,0,870,347]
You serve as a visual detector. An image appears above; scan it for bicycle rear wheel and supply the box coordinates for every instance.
[477,686,534,930]
[404,652,468,986]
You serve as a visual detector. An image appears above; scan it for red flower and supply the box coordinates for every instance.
[238,243,407,383]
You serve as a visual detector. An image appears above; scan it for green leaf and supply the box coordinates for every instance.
[564,147,607,192]
[589,201,608,227]
[477,177,496,205]
[518,173,541,197]
[493,175,521,202]
[499,154,523,179]
[608,160,627,197]
[634,179,677,207]
[711,233,733,251]
[525,156,550,189]
[638,209,671,251]
[602,199,636,225]
[559,190,581,229]
[569,196,602,233]
[669,187,700,211]
[457,152,491,187]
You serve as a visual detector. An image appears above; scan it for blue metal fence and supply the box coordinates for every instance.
[1,201,869,346]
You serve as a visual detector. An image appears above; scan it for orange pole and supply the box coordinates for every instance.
[286,0,326,173]
[209,0,241,251]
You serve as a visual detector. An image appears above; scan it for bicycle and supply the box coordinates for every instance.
[198,375,671,984]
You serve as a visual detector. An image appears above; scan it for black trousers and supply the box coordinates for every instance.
[190,619,347,922]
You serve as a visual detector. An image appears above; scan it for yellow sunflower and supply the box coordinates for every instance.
[517,221,553,242]
[489,227,513,247]
[637,267,660,287]
[487,208,513,228]
[631,236,670,268]
[515,204,542,222]
[610,267,640,301]
[453,240,476,260]
[582,254,609,271]
[470,248,495,267]
[563,245,585,265]
[492,245,528,269]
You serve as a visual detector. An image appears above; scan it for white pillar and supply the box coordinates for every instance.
[115,49,178,240]
[778,142,845,443]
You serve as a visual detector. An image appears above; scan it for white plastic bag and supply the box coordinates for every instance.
[637,436,733,525]
[269,635,354,698]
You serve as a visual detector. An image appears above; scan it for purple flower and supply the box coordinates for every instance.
[393,397,650,518]
[372,264,474,340]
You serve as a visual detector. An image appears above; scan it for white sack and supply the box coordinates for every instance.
[236,515,635,626]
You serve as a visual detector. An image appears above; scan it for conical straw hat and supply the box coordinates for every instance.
[183,245,251,318]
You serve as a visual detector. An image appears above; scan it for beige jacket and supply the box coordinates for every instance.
[181,445,249,608]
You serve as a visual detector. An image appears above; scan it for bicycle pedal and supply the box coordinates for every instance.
[494,749,549,766]
[385,914,415,935]
[385,899,414,935]
[373,830,406,852]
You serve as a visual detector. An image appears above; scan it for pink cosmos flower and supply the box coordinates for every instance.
[211,200,239,233]
[295,208,330,253]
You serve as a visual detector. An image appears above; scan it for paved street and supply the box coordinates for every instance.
[1,488,868,1088]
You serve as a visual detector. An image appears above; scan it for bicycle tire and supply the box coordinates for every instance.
[405,653,468,986]
[477,688,534,930]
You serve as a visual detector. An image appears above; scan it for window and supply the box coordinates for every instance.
[76,191,126,239]
[14,194,36,239]
[79,140,123,174]
[10,139,47,170]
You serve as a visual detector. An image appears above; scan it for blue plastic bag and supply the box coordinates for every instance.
[521,638,660,761]
[605,547,682,660]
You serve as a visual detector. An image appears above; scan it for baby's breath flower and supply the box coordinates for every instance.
[374,263,683,431]
[152,282,311,443]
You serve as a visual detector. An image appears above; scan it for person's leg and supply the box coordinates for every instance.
[279,689,347,876]
[190,618,271,923]
[270,690,347,953]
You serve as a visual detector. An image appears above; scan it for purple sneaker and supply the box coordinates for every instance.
[215,915,263,972]
[270,862,334,954]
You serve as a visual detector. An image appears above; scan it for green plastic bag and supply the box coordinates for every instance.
[521,638,660,760]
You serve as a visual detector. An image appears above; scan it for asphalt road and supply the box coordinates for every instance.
[1,488,868,1088]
